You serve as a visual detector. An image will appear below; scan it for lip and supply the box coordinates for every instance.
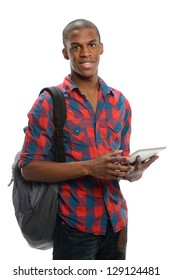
[79,60,94,64]
[79,60,94,69]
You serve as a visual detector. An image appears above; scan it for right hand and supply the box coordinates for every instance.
[88,150,134,179]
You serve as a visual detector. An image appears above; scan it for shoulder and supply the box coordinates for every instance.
[29,85,65,114]
[111,88,131,108]
[104,83,131,113]
[98,77,131,107]
[28,91,53,117]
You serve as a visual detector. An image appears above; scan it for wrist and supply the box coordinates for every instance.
[123,171,143,182]
[81,159,94,176]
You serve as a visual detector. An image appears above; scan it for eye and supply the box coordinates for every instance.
[71,45,80,51]
[89,43,96,48]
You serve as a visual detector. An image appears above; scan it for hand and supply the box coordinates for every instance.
[123,155,159,182]
[88,150,134,179]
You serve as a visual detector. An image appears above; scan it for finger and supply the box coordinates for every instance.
[113,159,133,169]
[134,156,142,170]
[110,169,122,178]
[143,155,159,169]
[109,162,134,173]
[114,168,133,178]
[106,149,123,157]
[109,156,130,165]
[114,156,130,164]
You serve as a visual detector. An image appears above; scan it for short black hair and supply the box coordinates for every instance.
[62,19,101,47]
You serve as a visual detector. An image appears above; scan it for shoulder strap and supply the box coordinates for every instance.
[40,87,66,162]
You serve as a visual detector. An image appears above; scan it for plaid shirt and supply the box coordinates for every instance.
[19,75,131,235]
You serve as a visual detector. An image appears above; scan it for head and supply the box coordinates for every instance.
[62,19,101,48]
[62,19,104,80]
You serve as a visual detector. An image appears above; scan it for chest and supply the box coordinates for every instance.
[62,95,125,157]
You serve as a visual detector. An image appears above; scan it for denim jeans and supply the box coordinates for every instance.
[53,217,127,260]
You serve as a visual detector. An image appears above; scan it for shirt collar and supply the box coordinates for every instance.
[63,75,114,97]
[98,77,114,96]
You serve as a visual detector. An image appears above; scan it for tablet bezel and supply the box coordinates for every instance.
[129,146,166,164]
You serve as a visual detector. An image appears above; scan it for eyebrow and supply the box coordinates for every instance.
[70,39,98,46]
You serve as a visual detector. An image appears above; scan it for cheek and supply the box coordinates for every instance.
[70,60,78,71]
[69,56,81,71]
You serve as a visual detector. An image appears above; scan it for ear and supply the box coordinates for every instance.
[99,43,104,55]
[62,48,69,60]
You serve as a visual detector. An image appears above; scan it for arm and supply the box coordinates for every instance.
[22,150,134,182]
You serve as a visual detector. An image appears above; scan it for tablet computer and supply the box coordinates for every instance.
[129,146,166,164]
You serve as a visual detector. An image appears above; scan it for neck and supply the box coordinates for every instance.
[70,73,100,113]
[70,73,99,92]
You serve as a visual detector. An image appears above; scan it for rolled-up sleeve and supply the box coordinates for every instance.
[19,92,55,168]
[120,97,132,157]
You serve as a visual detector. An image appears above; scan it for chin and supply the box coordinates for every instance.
[78,70,98,79]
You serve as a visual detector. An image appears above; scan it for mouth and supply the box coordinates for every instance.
[79,61,94,69]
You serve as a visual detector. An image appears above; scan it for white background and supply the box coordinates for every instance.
[0,0,172,279]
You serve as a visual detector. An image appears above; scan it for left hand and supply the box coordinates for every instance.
[123,155,159,182]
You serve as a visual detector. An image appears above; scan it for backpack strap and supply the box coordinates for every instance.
[40,87,66,162]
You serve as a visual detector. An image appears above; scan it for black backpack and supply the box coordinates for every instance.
[8,87,66,250]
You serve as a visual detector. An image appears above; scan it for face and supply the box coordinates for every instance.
[62,27,103,80]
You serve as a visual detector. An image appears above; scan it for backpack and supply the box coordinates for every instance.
[8,87,66,250]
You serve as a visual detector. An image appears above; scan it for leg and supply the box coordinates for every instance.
[96,220,127,260]
[53,217,102,260]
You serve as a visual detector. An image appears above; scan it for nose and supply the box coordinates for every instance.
[80,46,91,57]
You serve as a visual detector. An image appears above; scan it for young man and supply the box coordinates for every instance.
[19,19,158,260]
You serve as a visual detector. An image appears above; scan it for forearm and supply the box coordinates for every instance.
[21,150,134,183]
[21,160,91,182]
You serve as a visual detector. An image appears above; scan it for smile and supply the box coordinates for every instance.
[79,61,94,64]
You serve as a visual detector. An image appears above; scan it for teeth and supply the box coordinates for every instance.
[81,62,92,64]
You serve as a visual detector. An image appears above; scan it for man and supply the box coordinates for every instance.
[19,19,158,260]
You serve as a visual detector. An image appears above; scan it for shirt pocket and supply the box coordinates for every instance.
[64,119,88,149]
[106,119,122,149]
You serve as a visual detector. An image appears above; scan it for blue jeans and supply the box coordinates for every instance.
[53,217,127,260]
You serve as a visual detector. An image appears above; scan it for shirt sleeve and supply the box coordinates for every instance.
[120,96,132,157]
[19,92,55,168]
